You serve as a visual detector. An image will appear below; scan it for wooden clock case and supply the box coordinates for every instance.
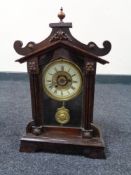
[14,10,111,159]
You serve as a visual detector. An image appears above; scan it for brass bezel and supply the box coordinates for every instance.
[42,58,83,101]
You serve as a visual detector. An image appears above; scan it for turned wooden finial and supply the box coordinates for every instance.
[58,7,65,22]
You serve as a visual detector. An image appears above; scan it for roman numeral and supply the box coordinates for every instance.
[47,80,52,82]
[67,90,70,95]
[48,84,53,89]
[48,72,54,75]
[54,89,57,94]
[67,68,71,73]
[54,67,58,72]
[71,86,75,90]
[61,90,63,96]
[61,65,64,71]
[71,74,76,77]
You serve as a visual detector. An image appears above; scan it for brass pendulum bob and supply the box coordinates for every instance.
[55,101,70,125]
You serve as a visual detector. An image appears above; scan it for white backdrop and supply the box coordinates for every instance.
[0,0,131,74]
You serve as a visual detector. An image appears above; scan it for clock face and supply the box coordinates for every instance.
[42,59,82,101]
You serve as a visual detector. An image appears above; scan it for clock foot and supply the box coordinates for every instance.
[83,147,106,159]
[20,141,37,153]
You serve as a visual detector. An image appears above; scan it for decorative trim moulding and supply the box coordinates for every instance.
[0,72,131,84]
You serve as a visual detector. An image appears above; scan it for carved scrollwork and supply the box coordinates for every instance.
[32,125,43,136]
[87,40,111,56]
[14,40,36,56]
[49,30,72,42]
[85,62,95,73]
[26,121,43,135]
[26,121,35,133]
[27,58,39,74]
[82,129,93,138]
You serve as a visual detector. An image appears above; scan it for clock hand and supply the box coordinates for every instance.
[72,80,78,83]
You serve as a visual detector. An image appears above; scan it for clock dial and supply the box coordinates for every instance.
[42,59,82,101]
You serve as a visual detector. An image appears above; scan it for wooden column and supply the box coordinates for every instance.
[29,74,43,125]
[27,58,43,135]
[82,60,96,137]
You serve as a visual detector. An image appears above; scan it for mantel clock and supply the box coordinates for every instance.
[14,8,111,159]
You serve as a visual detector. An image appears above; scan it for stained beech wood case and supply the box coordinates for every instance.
[14,9,111,159]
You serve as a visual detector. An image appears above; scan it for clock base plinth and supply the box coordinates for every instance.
[19,126,105,159]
